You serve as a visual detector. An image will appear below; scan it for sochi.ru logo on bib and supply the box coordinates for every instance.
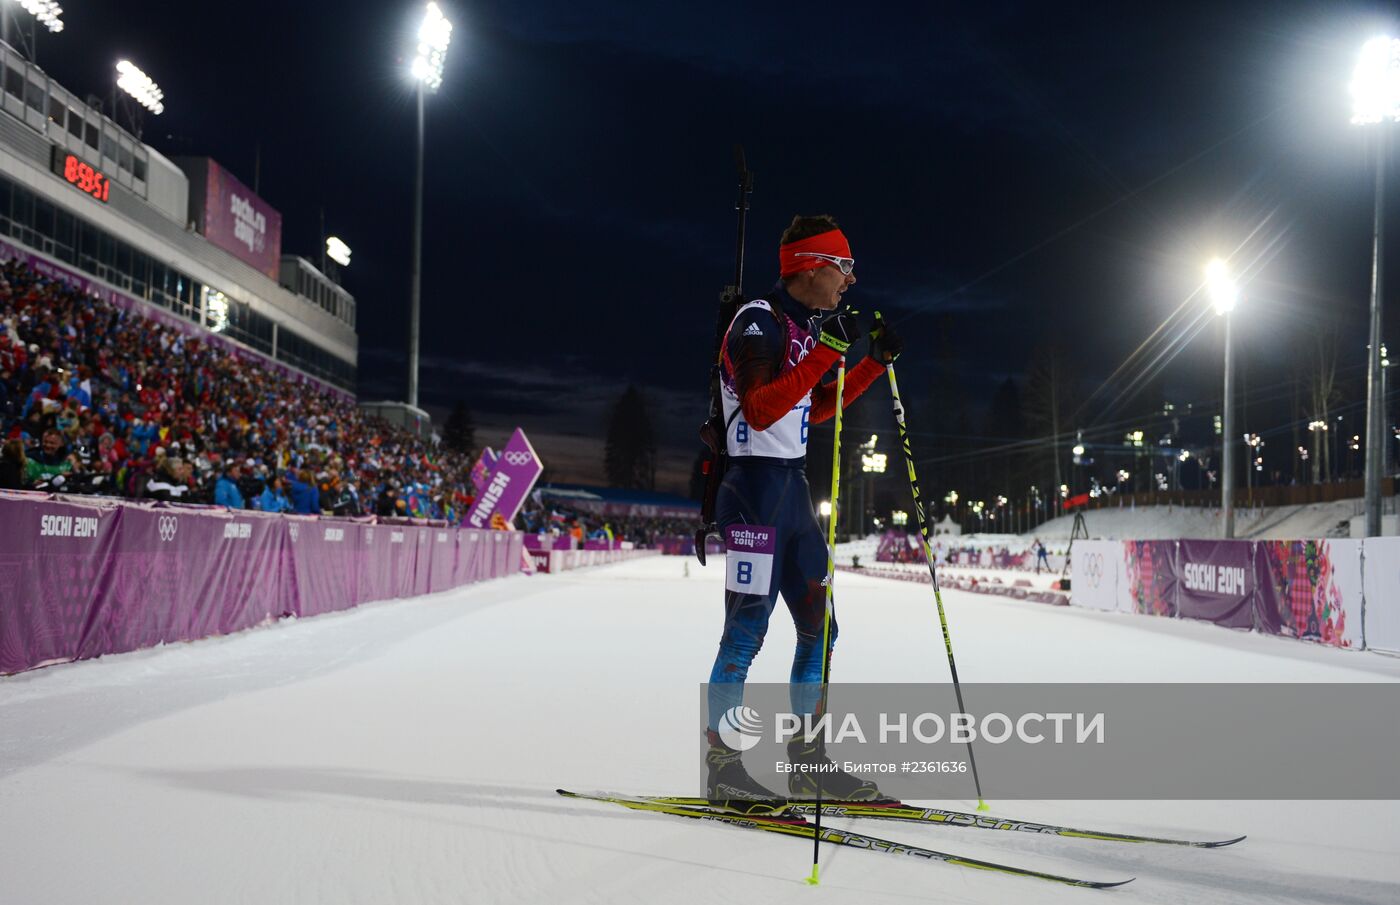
[718,705,764,751]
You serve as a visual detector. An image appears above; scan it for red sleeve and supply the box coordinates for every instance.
[737,344,841,431]
[810,357,886,424]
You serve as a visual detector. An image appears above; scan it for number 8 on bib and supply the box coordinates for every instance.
[724,524,777,595]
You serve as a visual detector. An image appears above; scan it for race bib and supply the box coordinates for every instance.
[725,524,777,595]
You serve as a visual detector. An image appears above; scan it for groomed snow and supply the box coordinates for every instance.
[1030,499,1360,541]
[2,556,1397,904]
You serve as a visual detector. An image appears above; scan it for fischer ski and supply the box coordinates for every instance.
[557,789,1133,889]
[641,795,1246,848]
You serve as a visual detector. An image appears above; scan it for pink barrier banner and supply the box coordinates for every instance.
[0,494,121,671]
[92,506,286,658]
[534,548,659,573]
[1255,539,1363,648]
[286,518,361,618]
[653,535,724,557]
[0,494,525,675]
[523,534,575,551]
[1121,539,1178,617]
[1175,539,1254,629]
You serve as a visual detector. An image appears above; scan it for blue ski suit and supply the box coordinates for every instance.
[707,282,885,729]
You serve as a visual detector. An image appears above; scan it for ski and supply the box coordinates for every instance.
[557,789,1133,889]
[642,794,1245,848]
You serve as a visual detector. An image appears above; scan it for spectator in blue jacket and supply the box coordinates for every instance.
[257,474,292,513]
[215,463,245,509]
[287,468,320,514]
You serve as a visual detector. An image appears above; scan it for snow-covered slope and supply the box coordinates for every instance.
[2,557,1397,904]
[1030,499,1358,540]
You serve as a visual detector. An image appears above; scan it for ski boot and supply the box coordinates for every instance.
[705,730,786,814]
[786,735,891,802]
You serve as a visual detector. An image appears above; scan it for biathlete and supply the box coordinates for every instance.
[705,214,903,802]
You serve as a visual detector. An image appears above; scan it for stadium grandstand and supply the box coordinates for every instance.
[0,35,699,543]
[0,36,479,518]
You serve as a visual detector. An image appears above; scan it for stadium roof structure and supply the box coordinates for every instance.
[536,483,699,520]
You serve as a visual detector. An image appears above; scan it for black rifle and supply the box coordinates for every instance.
[694,146,753,564]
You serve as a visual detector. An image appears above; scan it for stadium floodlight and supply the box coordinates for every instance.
[1350,37,1398,536]
[1205,258,1237,315]
[1205,258,1238,536]
[326,236,352,267]
[406,1,455,409]
[12,1,64,33]
[411,1,453,91]
[1350,36,1400,125]
[115,60,164,115]
[818,500,832,518]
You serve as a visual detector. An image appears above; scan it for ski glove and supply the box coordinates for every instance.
[869,312,904,365]
[818,308,862,354]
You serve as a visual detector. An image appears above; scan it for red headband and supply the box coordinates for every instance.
[779,229,852,277]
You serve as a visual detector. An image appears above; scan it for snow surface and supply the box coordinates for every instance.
[1031,499,1358,541]
[3,557,1398,905]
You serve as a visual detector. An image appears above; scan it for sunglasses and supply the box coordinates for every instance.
[793,252,855,275]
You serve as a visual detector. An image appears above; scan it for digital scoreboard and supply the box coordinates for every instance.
[51,147,111,203]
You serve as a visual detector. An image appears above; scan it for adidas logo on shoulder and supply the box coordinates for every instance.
[743,323,764,336]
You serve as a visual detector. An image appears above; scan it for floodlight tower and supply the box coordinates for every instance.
[1206,258,1239,538]
[2,1,64,63]
[406,1,452,409]
[114,60,163,139]
[1351,36,1400,536]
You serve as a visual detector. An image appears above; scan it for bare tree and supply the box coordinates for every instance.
[1307,331,1340,484]
[1023,343,1078,500]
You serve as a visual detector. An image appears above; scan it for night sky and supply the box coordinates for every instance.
[33,1,1400,496]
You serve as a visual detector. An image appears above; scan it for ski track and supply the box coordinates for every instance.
[2,555,1397,904]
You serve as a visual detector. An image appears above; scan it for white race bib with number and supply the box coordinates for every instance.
[725,524,777,595]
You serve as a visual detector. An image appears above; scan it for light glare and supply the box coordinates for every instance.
[116,60,164,115]
[1205,258,1238,314]
[15,1,64,33]
[326,236,352,267]
[1350,36,1400,124]
[861,452,887,473]
[412,2,453,91]
[205,290,229,333]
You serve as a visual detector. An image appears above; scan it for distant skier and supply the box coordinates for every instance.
[705,215,903,803]
[1034,537,1050,574]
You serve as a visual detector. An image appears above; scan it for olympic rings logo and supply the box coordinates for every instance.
[157,516,178,542]
[502,451,533,467]
[1083,553,1105,587]
[789,335,816,366]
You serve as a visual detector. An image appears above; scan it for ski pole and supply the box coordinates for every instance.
[887,363,990,812]
[808,354,846,887]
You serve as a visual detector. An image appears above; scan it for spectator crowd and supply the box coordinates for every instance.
[0,258,478,522]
